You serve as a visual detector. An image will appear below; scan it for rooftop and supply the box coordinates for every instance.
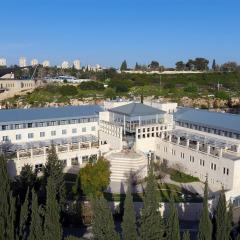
[175,108,240,134]
[0,105,103,124]
[109,102,165,117]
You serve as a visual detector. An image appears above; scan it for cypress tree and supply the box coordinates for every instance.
[140,163,164,240]
[18,188,30,240]
[120,60,127,71]
[166,195,180,240]
[92,196,119,240]
[28,190,44,240]
[43,177,62,240]
[43,144,66,210]
[215,189,232,240]
[198,179,212,240]
[212,59,216,71]
[0,154,16,240]
[121,184,138,240]
[182,231,190,240]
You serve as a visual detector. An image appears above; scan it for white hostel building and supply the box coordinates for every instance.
[1,102,240,202]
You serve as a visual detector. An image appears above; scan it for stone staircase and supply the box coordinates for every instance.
[105,150,148,182]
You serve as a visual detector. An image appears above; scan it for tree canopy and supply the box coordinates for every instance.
[73,157,111,198]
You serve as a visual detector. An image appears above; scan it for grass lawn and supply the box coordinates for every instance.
[103,183,201,203]
[170,170,200,183]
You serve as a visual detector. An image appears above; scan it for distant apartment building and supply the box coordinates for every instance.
[31,59,38,66]
[61,61,69,69]
[42,60,50,67]
[73,60,81,70]
[19,57,27,67]
[0,58,7,67]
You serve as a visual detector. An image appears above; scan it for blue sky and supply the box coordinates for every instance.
[1,0,240,68]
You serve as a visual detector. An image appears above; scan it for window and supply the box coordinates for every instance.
[61,159,67,167]
[152,127,154,131]
[190,156,194,162]
[138,129,141,133]
[138,135,141,139]
[152,133,154,137]
[72,128,77,134]
[211,163,216,171]
[51,131,56,136]
[82,155,89,163]
[91,126,96,131]
[71,157,79,166]
[40,132,45,137]
[16,134,21,140]
[181,152,185,159]
[62,129,67,135]
[147,133,150,138]
[35,164,43,173]
[82,127,86,132]
[143,128,145,132]
[2,136,9,141]
[172,149,176,155]
[223,167,229,175]
[200,159,205,166]
[143,134,145,138]
[28,123,32,128]
[28,133,34,139]
[2,125,8,130]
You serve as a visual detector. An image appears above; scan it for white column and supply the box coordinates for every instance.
[196,142,200,151]
[124,115,126,134]
[186,139,190,147]
[207,145,211,154]
[67,143,70,152]
[177,137,180,145]
[139,116,141,127]
[78,141,81,150]
[30,148,33,160]
[236,145,240,153]
[219,148,223,157]
[169,135,172,142]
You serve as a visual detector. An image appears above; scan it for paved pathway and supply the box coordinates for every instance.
[161,174,220,197]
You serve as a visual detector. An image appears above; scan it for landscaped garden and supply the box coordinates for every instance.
[169,169,200,183]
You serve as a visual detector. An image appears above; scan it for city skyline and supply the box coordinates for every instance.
[0,0,240,68]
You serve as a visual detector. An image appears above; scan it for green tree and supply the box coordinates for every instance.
[59,85,78,96]
[212,59,216,71]
[0,155,16,240]
[140,163,164,240]
[194,58,209,71]
[92,196,119,240]
[166,195,180,240]
[43,177,62,240]
[182,231,190,240]
[18,188,30,240]
[175,61,185,71]
[120,60,128,71]
[104,88,116,99]
[28,190,44,240]
[215,189,232,240]
[198,179,212,240]
[15,164,36,203]
[149,60,160,70]
[121,184,138,240]
[43,144,66,210]
[74,157,110,198]
[79,81,105,91]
